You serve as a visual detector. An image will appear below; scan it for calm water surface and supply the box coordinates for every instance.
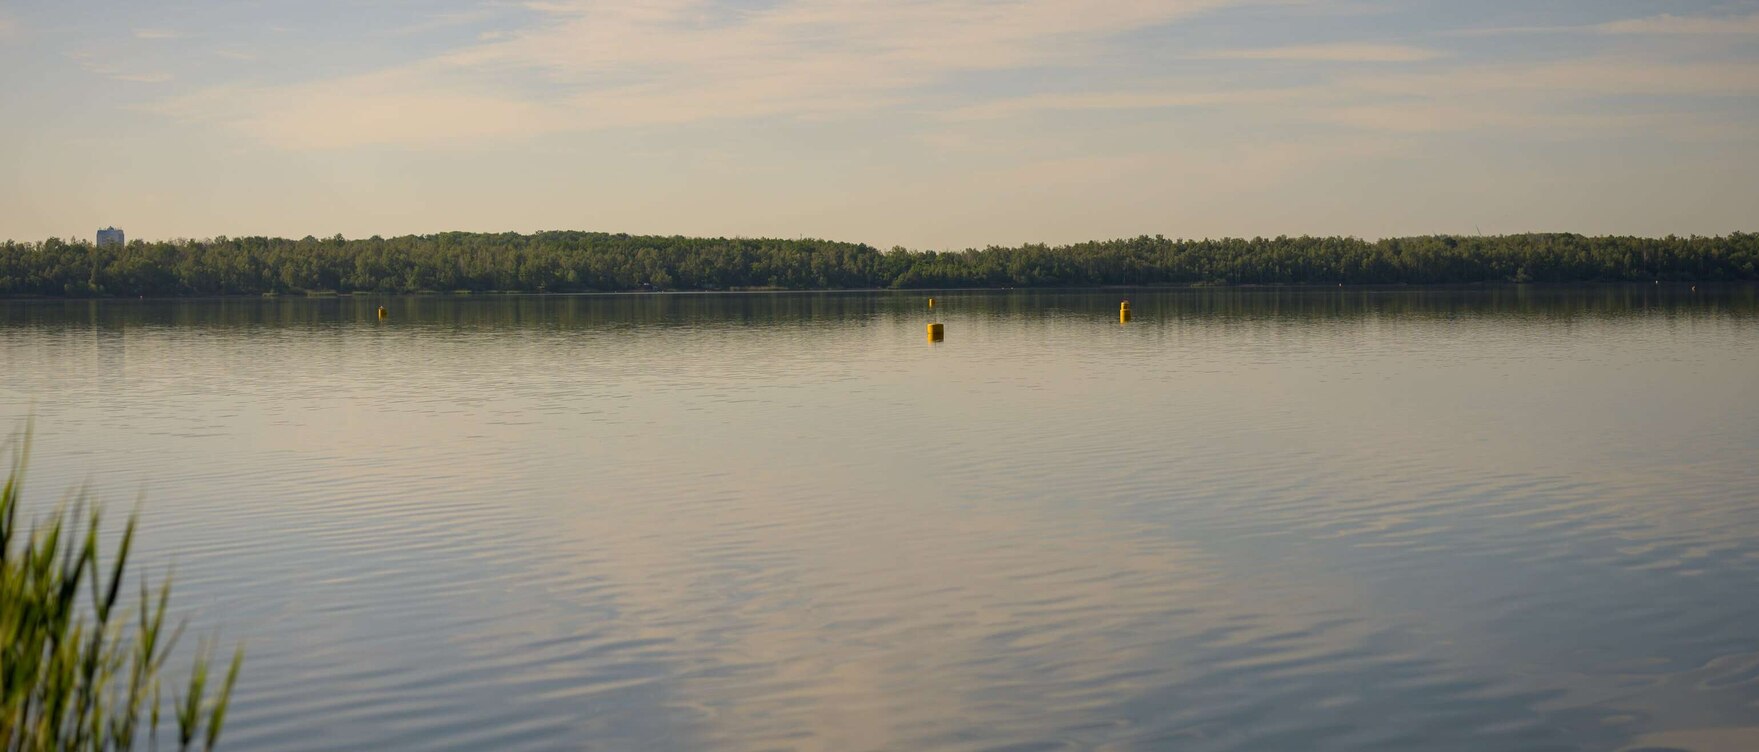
[3,288,1758,751]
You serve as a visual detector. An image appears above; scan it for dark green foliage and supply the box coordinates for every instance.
[1,428,242,750]
[1,231,1756,297]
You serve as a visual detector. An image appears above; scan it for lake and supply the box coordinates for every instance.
[3,287,1758,751]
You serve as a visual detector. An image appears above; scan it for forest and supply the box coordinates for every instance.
[1,231,1756,297]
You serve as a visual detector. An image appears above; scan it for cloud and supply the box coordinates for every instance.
[1311,104,1616,134]
[1343,58,1759,99]
[1440,27,1558,38]
[154,68,567,149]
[945,87,1317,120]
[482,0,1249,72]
[1300,57,1759,134]
[1592,12,1759,35]
[147,0,1759,151]
[1198,43,1443,62]
[1452,11,1759,37]
[944,54,1759,140]
[69,50,175,84]
[392,8,504,36]
[156,0,1278,148]
[133,28,185,40]
[0,15,16,39]
[109,71,175,83]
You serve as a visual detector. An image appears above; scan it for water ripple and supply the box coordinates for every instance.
[2,289,1757,751]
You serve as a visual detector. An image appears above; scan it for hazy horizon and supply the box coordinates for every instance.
[3,0,1757,249]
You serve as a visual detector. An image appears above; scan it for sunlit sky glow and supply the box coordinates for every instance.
[1,0,1756,248]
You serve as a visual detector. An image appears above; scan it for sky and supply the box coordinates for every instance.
[0,0,1756,249]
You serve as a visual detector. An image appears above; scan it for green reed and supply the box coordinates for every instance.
[2,427,242,751]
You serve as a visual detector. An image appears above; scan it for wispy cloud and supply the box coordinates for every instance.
[69,51,175,84]
[133,28,185,40]
[111,71,175,83]
[1453,11,1759,37]
[946,87,1316,120]
[1342,58,1759,99]
[1441,27,1555,38]
[155,67,567,149]
[1197,43,1443,62]
[145,0,1759,154]
[392,7,505,36]
[157,0,1281,148]
[1303,57,1759,134]
[945,54,1759,139]
[1593,12,1759,35]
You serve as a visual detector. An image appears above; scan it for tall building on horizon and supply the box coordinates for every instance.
[96,227,124,247]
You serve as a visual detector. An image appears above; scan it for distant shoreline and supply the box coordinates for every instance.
[1,281,1751,304]
[4,231,1755,298]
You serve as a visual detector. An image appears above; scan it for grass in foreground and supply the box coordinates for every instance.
[1,427,242,750]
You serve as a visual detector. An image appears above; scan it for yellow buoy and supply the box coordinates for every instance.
[927,322,944,342]
[927,297,935,308]
[377,306,387,319]
[1120,309,1132,324]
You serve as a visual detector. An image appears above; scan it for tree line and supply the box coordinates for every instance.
[1,231,1755,297]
